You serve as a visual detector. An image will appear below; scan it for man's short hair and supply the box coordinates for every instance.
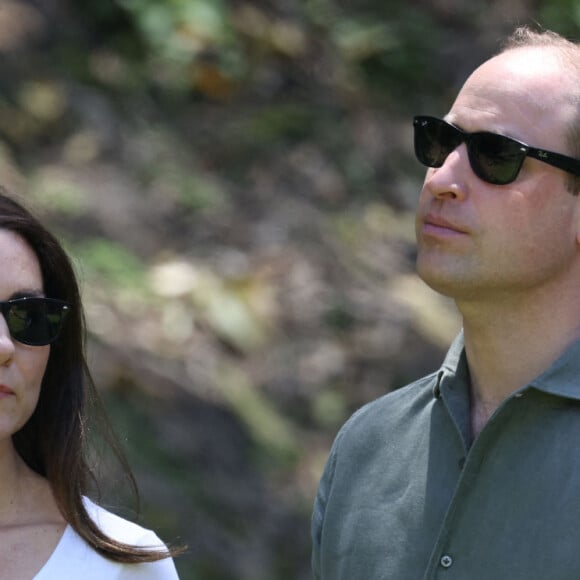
[501,26,580,195]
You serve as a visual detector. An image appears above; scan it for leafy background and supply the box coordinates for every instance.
[0,1,576,578]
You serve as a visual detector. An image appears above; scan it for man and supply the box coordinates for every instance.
[311,27,580,580]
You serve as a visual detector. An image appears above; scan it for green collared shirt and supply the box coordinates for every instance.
[312,333,580,580]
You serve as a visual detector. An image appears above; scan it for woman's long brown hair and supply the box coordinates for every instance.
[2,191,181,563]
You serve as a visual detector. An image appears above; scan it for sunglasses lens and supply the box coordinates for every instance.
[414,116,529,185]
[468,133,525,185]
[414,117,462,168]
[6,298,68,346]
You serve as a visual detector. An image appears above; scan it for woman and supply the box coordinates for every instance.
[0,191,181,578]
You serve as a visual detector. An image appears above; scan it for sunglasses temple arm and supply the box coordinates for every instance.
[527,147,580,177]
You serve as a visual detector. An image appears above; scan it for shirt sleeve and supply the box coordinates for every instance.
[311,444,338,580]
[119,530,180,579]
[311,403,372,580]
[118,557,179,580]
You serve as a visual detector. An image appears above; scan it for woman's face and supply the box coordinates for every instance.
[0,229,50,445]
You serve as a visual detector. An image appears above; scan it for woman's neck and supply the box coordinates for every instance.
[0,440,62,526]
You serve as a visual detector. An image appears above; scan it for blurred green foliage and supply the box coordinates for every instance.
[540,0,580,37]
[75,239,147,290]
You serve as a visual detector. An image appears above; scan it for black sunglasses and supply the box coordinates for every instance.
[413,115,580,185]
[0,297,70,346]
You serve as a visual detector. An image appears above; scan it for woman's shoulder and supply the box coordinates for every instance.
[35,498,179,579]
[82,497,165,548]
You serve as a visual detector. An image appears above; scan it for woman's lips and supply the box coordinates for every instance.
[0,384,15,398]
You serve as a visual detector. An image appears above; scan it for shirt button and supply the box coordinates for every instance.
[440,554,453,568]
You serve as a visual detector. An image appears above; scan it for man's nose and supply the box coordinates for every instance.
[423,144,470,201]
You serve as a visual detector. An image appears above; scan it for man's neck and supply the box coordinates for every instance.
[458,289,580,438]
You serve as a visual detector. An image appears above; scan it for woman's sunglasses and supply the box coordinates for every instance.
[413,115,580,185]
[0,297,70,346]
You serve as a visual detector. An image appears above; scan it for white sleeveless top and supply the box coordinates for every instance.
[34,498,179,579]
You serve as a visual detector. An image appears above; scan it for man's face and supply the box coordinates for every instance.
[415,47,580,304]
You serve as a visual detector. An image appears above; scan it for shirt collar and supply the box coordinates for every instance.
[433,330,466,399]
[433,331,580,402]
[530,338,580,401]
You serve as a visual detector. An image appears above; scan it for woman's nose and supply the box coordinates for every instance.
[0,316,16,365]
